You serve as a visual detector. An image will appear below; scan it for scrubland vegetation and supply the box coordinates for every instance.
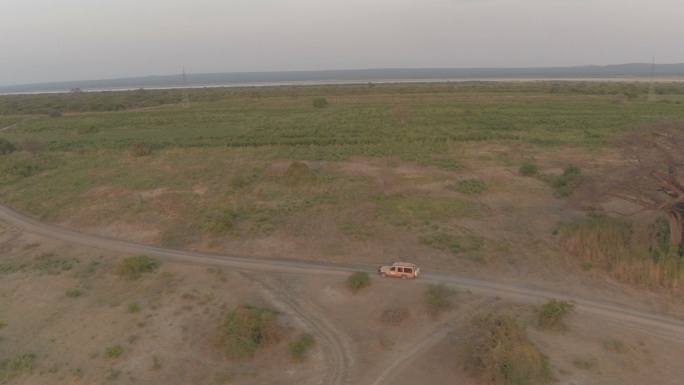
[1,81,684,384]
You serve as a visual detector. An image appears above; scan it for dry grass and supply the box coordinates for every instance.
[556,214,684,292]
[378,307,411,327]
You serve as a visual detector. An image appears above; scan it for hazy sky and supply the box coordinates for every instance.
[2,0,682,86]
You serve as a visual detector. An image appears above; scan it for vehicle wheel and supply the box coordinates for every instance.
[401,275,407,280]
[380,272,386,278]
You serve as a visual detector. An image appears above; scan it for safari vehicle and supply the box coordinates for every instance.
[378,262,419,279]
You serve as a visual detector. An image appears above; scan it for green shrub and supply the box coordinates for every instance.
[518,161,538,176]
[284,161,313,186]
[451,178,486,194]
[312,97,329,108]
[65,288,81,298]
[116,255,159,279]
[347,271,371,293]
[464,313,553,385]
[539,164,581,197]
[152,355,162,370]
[214,305,281,360]
[424,283,456,317]
[0,138,15,155]
[104,345,123,358]
[289,332,315,362]
[536,299,574,330]
[128,302,140,313]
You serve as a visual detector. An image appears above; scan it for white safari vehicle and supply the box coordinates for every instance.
[378,262,419,279]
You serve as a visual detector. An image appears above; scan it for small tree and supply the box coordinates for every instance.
[21,138,44,157]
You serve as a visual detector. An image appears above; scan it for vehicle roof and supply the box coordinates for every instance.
[391,262,417,267]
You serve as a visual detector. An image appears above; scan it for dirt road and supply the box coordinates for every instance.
[1,203,683,339]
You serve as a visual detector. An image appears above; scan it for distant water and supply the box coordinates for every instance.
[2,76,676,96]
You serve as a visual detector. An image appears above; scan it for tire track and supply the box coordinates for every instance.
[244,274,355,385]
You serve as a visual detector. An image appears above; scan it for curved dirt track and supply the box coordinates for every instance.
[2,203,684,384]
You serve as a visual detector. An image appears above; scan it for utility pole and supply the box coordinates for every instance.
[182,66,190,109]
[648,58,656,103]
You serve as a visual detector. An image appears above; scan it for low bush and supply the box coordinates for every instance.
[284,161,313,186]
[536,299,574,330]
[312,97,329,108]
[464,313,553,385]
[538,164,581,197]
[104,345,123,358]
[65,288,81,298]
[116,255,159,279]
[0,138,15,155]
[289,332,315,362]
[424,283,456,317]
[450,178,486,195]
[518,161,539,176]
[347,271,371,293]
[214,305,281,360]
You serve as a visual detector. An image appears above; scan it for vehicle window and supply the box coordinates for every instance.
[405,268,412,274]
[390,267,396,272]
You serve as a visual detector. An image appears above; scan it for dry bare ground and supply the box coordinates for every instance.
[2,152,684,385]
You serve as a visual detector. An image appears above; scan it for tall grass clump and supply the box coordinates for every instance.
[556,214,684,291]
[104,345,123,358]
[536,299,574,330]
[0,353,35,382]
[213,305,281,360]
[464,313,553,385]
[116,255,159,279]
